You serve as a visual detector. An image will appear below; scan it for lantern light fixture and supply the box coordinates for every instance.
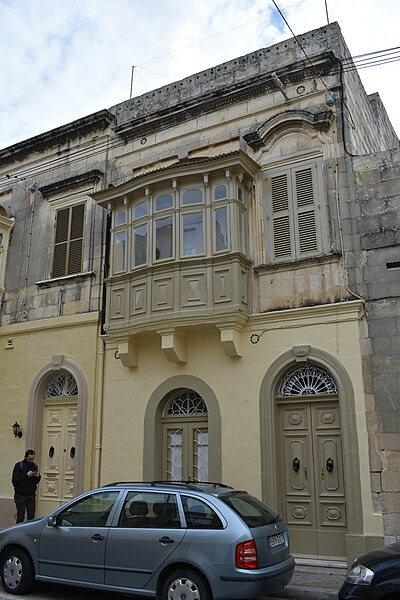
[12,422,22,438]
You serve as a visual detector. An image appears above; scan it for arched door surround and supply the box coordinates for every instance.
[260,347,363,543]
[144,375,221,482]
[26,355,88,500]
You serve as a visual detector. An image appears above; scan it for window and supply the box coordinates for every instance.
[214,207,228,252]
[155,194,173,211]
[132,223,148,266]
[182,496,223,529]
[109,170,252,275]
[214,184,227,201]
[220,493,279,528]
[155,216,173,260]
[266,162,322,263]
[52,204,85,278]
[58,491,119,527]
[182,212,204,255]
[114,231,126,272]
[119,492,180,528]
[182,188,203,205]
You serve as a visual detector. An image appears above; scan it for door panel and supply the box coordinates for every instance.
[163,420,208,481]
[278,400,346,560]
[39,402,77,515]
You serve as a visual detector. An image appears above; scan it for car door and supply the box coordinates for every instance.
[39,490,120,584]
[105,491,186,590]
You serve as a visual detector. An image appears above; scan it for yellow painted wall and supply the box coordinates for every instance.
[0,313,99,509]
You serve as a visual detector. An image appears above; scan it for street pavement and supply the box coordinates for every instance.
[0,566,344,600]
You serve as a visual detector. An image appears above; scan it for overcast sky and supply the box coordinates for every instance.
[1,0,399,149]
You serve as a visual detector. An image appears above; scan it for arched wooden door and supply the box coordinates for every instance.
[276,363,347,560]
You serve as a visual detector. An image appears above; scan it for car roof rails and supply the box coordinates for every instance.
[102,480,233,491]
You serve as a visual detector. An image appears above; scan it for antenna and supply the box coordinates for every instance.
[130,66,135,99]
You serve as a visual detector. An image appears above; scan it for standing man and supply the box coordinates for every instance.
[12,449,41,523]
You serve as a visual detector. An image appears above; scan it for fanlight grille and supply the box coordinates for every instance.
[45,372,78,399]
[278,363,337,396]
[163,389,207,416]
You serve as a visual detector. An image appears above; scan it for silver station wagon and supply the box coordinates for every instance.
[0,481,294,600]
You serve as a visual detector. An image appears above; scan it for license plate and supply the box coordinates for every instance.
[268,533,285,548]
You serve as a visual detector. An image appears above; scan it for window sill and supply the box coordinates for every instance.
[253,253,341,273]
[35,271,95,288]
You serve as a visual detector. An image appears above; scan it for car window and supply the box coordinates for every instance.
[58,491,119,527]
[182,496,223,529]
[119,491,181,528]
[221,493,280,528]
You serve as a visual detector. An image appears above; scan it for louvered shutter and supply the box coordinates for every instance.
[293,167,318,256]
[271,173,294,260]
[67,204,84,275]
[52,204,85,278]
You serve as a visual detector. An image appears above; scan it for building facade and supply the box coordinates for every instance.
[0,22,399,565]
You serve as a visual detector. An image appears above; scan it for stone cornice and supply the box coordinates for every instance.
[0,110,114,165]
[39,171,104,198]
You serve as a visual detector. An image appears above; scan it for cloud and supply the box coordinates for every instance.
[1,0,399,148]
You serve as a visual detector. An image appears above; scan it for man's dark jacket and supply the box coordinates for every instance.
[12,459,41,496]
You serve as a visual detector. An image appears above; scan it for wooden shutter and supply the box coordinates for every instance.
[269,165,319,262]
[294,167,318,256]
[67,204,84,275]
[52,204,85,278]
[271,173,293,260]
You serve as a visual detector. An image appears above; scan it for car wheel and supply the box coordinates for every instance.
[1,548,35,595]
[162,570,212,600]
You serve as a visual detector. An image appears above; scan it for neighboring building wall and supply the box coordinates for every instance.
[348,148,400,542]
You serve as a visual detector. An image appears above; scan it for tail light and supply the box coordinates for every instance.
[236,540,258,569]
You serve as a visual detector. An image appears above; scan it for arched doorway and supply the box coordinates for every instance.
[162,389,208,481]
[38,370,78,515]
[275,362,347,560]
[143,375,221,482]
[27,356,88,517]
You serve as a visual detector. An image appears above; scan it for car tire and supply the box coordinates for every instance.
[1,548,35,595]
[162,569,212,600]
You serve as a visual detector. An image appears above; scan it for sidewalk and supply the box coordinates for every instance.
[272,563,346,600]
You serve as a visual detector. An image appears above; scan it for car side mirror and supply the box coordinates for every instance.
[47,514,58,527]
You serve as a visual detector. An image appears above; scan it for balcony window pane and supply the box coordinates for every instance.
[182,188,203,205]
[115,209,127,226]
[214,184,227,200]
[134,201,148,219]
[182,212,204,255]
[239,209,246,253]
[214,207,228,251]
[114,231,126,272]
[133,223,147,266]
[155,194,173,212]
[155,216,173,260]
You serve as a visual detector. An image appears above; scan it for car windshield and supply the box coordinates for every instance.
[221,493,280,528]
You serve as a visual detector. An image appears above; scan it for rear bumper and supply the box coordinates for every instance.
[209,555,295,599]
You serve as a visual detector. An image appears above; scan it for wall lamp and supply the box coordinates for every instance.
[12,421,22,438]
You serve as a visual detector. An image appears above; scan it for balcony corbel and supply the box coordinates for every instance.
[158,329,188,364]
[218,327,243,358]
[118,337,138,368]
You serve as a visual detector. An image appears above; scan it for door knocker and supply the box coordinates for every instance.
[293,457,300,472]
[326,457,334,473]
[70,446,75,458]
[49,446,55,458]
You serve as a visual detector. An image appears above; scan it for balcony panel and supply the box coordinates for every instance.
[104,255,251,334]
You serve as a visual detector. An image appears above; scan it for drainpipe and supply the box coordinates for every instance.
[93,333,105,487]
